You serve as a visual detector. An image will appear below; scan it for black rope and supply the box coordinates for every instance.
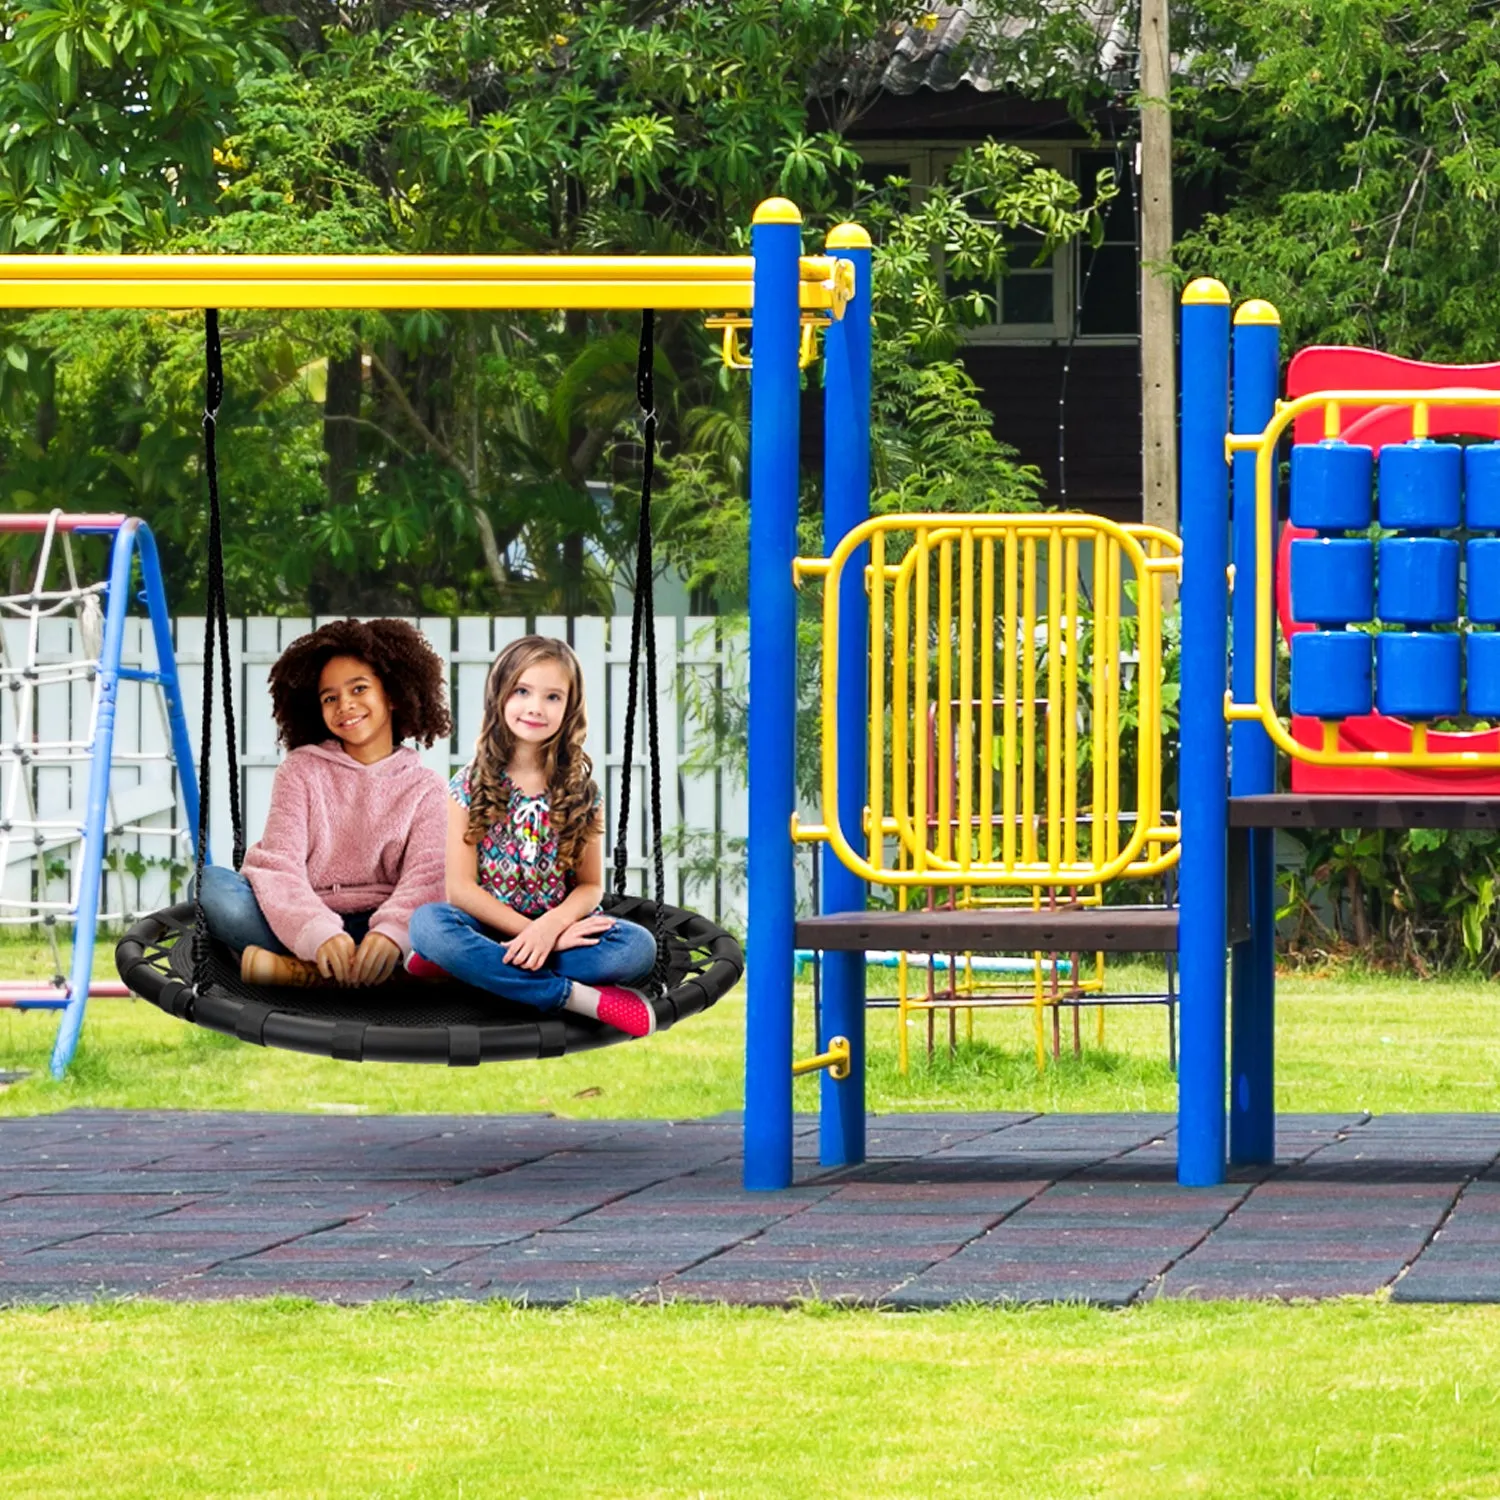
[191,310,244,988]
[611,311,670,987]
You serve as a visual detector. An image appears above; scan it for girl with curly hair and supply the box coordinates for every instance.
[408,635,658,1037]
[197,618,451,989]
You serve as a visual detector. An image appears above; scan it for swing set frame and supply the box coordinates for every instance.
[3,199,876,1193]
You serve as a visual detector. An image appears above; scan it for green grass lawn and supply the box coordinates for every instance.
[4,1299,1500,1498]
[2,937,1498,1117]
[7,940,1500,1498]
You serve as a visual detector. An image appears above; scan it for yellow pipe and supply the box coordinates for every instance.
[869,531,887,877]
[979,536,996,866]
[792,1035,852,1080]
[1022,535,1038,867]
[1063,534,1080,871]
[913,528,931,882]
[958,528,975,877]
[1003,529,1019,871]
[0,253,852,314]
[937,536,954,865]
[1046,528,1063,878]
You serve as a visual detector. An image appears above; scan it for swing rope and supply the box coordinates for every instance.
[611,309,670,987]
[190,309,244,990]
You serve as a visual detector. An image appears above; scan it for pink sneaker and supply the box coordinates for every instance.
[406,952,451,983]
[594,985,658,1039]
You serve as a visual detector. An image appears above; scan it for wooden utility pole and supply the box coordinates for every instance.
[1139,0,1176,538]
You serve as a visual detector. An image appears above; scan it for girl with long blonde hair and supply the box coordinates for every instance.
[408,635,658,1036]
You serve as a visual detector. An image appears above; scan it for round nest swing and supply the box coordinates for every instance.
[116,893,742,1064]
[116,306,743,1063]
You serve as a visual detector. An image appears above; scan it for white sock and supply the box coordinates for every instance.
[564,981,602,1019]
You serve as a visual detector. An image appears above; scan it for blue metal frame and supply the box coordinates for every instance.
[818,231,873,1169]
[744,204,805,1191]
[47,518,199,1076]
[1177,283,1233,1186]
[1229,307,1281,1166]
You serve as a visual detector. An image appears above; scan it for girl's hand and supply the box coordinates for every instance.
[353,931,402,987]
[554,915,616,951]
[315,932,357,985]
[503,914,564,971]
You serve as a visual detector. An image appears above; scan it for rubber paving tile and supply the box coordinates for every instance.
[8,1109,1500,1305]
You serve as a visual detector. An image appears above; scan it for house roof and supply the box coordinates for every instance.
[879,2,1135,96]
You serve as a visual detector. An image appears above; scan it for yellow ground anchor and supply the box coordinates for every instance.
[792,1036,852,1081]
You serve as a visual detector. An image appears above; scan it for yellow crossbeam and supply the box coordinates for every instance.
[0,254,852,313]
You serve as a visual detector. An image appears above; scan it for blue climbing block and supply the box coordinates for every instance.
[1289,441,1374,532]
[1378,441,1462,531]
[1465,444,1500,531]
[1290,538,1373,626]
[1466,631,1500,717]
[1378,537,1459,625]
[1290,630,1373,719]
[1376,632,1461,719]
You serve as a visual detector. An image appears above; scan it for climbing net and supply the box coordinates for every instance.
[0,513,188,1003]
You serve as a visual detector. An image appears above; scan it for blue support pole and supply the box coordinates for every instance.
[819,224,873,1168]
[50,519,199,1075]
[744,198,805,1191]
[1177,279,1233,1186]
[1229,301,1282,1167]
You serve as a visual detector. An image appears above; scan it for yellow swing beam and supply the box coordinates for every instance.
[0,253,855,315]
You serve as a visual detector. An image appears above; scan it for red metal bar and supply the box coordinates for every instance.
[0,514,128,533]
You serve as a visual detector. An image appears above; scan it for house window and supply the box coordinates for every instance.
[855,141,1140,345]
[1075,148,1139,337]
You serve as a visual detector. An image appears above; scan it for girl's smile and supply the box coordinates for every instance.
[505,661,571,746]
[319,654,394,764]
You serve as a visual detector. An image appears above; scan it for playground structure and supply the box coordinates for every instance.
[1176,279,1500,1185]
[0,513,197,1074]
[8,222,1499,1189]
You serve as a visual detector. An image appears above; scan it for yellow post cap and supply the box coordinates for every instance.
[753,197,802,225]
[826,222,872,250]
[1182,277,1230,306]
[1234,298,1281,326]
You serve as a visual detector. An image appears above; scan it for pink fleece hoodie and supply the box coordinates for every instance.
[241,741,447,961]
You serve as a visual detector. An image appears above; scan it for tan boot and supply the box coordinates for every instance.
[241,946,324,988]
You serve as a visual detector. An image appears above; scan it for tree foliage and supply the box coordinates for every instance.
[0,0,1108,615]
[1175,0,1500,359]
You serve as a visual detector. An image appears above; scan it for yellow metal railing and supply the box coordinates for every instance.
[1228,388,1500,769]
[794,513,1181,888]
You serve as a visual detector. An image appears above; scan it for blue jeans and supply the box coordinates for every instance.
[408,903,657,1012]
[196,866,372,955]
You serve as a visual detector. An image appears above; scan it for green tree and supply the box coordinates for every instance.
[0,1,1111,616]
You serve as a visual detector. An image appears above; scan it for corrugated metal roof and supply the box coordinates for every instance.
[879,2,1135,96]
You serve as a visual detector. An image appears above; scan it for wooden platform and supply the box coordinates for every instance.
[795,906,1179,954]
[1230,795,1500,830]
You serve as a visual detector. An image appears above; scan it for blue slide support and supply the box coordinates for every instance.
[1229,302,1281,1166]
[1176,280,1233,1185]
[818,225,873,1168]
[49,518,201,1076]
[744,199,805,1191]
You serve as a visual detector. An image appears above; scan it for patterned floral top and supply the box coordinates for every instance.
[448,764,595,919]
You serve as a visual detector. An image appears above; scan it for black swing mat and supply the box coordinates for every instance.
[115,894,743,1066]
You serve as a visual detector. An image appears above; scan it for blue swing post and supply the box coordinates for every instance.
[744,199,806,1191]
[818,223,873,1169]
[1176,279,1233,1186]
[49,518,201,1077]
[1228,301,1281,1166]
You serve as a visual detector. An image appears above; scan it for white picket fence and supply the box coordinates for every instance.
[0,614,753,934]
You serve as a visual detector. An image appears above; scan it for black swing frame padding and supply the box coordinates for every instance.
[116,893,743,1065]
[115,306,744,1062]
